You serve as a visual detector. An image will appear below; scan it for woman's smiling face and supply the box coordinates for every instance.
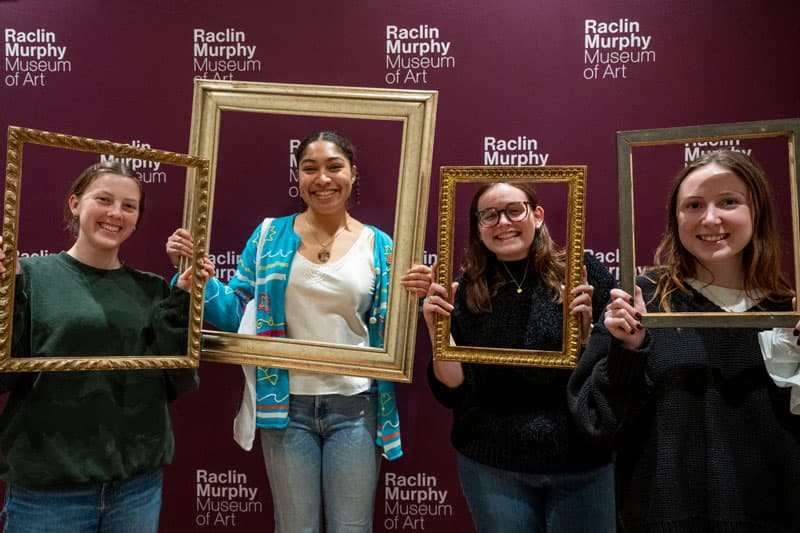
[476,183,543,261]
[69,172,141,254]
[297,140,355,216]
[676,162,753,283]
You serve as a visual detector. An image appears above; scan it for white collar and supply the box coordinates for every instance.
[686,278,760,312]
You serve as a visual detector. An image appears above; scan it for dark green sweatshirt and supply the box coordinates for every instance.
[0,252,198,488]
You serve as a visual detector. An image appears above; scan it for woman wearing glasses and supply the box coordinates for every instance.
[422,182,616,532]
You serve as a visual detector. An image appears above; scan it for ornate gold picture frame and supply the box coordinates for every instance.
[433,166,587,368]
[0,126,210,371]
[188,80,437,382]
[617,118,800,328]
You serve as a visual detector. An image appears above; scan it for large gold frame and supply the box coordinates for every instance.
[617,118,800,328]
[0,126,210,371]
[188,80,437,382]
[433,166,587,368]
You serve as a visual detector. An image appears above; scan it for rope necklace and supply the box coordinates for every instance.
[500,260,529,294]
[305,216,348,263]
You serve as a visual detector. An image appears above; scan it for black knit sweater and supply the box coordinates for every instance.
[427,252,615,474]
[567,273,800,532]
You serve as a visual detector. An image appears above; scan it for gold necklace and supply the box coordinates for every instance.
[305,216,348,263]
[500,260,528,294]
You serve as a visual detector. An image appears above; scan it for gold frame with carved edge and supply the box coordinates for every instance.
[187,80,437,383]
[433,166,587,368]
[617,118,800,328]
[0,126,210,372]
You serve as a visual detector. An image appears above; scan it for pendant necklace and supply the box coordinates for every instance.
[306,216,348,263]
[501,260,529,294]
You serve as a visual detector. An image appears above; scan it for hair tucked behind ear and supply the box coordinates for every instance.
[64,160,142,237]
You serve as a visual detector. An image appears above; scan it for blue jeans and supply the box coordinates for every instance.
[1,468,162,533]
[259,387,381,533]
[457,453,616,533]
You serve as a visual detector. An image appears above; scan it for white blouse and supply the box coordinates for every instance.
[284,226,376,396]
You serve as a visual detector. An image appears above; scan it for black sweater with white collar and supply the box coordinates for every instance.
[568,272,800,532]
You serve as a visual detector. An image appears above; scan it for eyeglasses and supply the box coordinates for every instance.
[476,201,532,228]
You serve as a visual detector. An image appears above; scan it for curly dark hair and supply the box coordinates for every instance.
[295,130,360,206]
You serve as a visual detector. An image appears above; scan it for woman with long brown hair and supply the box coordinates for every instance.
[568,149,800,531]
[423,181,616,532]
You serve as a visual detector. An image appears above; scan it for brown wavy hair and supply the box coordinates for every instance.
[461,182,565,313]
[649,149,792,310]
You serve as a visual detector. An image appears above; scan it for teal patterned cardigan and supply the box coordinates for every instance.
[202,214,402,459]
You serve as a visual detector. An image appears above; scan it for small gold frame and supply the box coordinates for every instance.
[617,118,800,328]
[0,126,211,371]
[433,166,587,368]
[188,80,438,382]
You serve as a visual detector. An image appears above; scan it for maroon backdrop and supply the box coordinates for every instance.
[1,1,798,531]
